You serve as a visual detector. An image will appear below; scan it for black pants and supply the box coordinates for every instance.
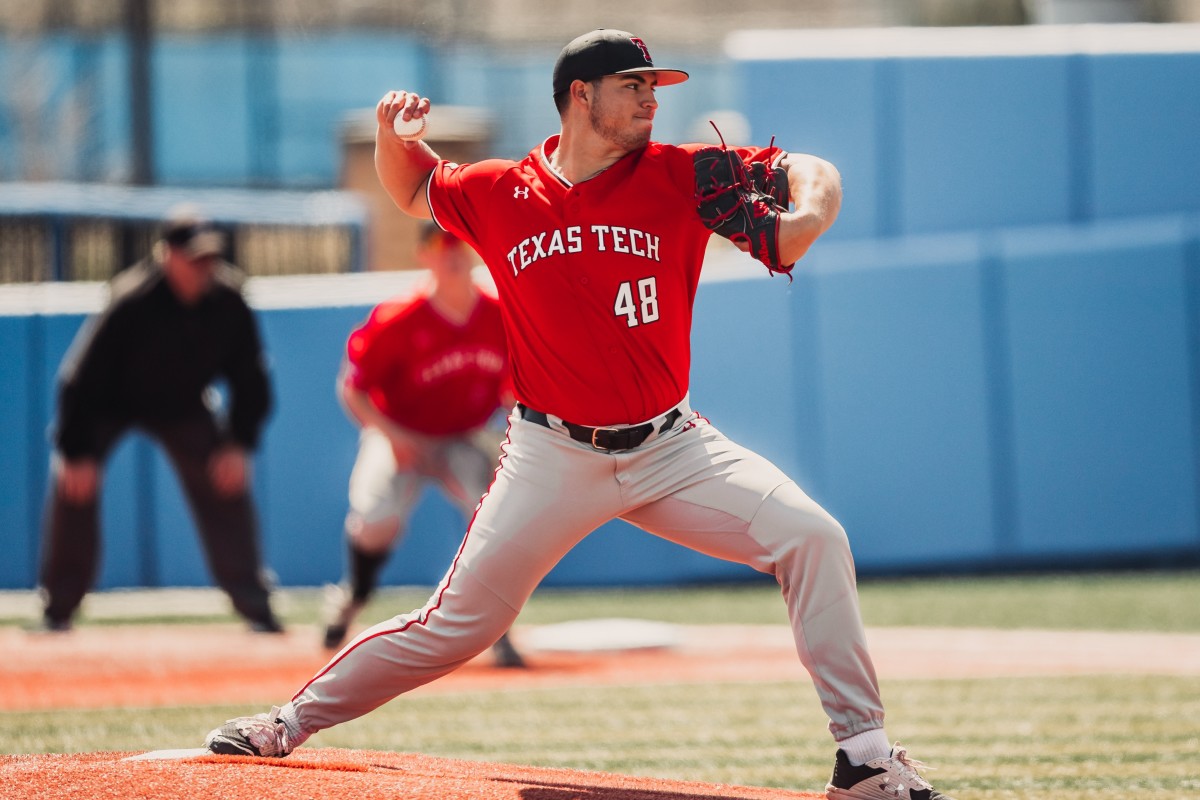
[39,415,278,628]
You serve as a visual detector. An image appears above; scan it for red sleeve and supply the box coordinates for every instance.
[343,299,410,392]
[427,158,514,255]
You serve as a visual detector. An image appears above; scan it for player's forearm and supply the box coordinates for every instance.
[374,90,439,218]
[341,385,412,444]
[777,154,842,264]
[375,134,438,218]
[340,384,383,430]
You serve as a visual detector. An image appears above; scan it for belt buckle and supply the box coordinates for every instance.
[591,426,621,450]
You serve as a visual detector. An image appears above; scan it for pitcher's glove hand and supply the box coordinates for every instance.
[694,147,794,277]
[747,159,790,209]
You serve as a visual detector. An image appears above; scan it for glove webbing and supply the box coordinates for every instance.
[696,123,794,279]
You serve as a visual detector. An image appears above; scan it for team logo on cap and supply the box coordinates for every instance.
[630,37,652,63]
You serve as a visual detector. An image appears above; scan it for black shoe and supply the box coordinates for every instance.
[826,744,953,800]
[320,584,365,650]
[322,622,348,650]
[249,617,285,634]
[35,615,73,634]
[491,633,527,668]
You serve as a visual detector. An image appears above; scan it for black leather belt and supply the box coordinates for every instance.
[518,404,682,452]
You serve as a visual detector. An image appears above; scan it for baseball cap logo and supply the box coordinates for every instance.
[630,37,652,64]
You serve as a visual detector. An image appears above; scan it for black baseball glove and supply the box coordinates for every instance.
[747,159,790,209]
[694,146,794,277]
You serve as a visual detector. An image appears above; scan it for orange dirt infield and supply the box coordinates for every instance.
[6,622,827,799]
[7,621,1200,798]
[3,623,812,711]
[0,749,819,800]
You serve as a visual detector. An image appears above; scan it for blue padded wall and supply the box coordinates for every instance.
[998,218,1198,556]
[151,442,212,588]
[691,271,799,475]
[802,235,998,570]
[734,40,1200,239]
[0,316,37,587]
[894,56,1075,234]
[1087,53,1200,220]
[739,58,882,240]
[254,306,367,586]
[93,435,153,589]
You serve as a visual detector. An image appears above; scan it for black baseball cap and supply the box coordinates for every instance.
[552,29,689,96]
[161,205,225,258]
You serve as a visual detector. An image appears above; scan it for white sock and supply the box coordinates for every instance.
[837,728,892,765]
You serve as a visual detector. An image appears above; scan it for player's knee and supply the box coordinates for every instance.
[345,513,401,553]
[755,482,851,566]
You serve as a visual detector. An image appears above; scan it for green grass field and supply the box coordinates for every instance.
[4,571,1199,798]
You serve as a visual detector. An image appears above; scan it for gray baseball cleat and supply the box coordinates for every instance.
[825,743,954,800]
[205,706,294,758]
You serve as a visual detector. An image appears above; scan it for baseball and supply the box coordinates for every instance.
[393,113,428,141]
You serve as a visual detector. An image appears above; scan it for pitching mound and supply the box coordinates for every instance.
[8,615,1198,798]
[0,748,821,800]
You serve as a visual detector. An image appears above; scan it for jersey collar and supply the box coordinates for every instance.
[538,136,573,189]
[537,134,641,189]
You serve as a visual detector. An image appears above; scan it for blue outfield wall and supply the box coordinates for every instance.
[794,235,1000,571]
[996,219,1199,559]
[731,28,1200,239]
[2,214,1199,591]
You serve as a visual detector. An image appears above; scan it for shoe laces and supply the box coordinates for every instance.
[882,742,934,790]
[239,706,291,757]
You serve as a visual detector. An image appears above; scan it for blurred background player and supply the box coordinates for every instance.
[322,222,524,668]
[38,206,283,634]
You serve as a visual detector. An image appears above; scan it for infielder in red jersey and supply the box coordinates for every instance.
[322,223,525,668]
[206,29,956,800]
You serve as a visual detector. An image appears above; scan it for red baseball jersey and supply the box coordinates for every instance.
[343,290,509,436]
[427,136,782,427]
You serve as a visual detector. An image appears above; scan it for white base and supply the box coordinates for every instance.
[123,748,211,761]
[523,618,683,652]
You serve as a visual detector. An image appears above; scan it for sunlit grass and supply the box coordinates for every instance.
[4,674,1197,799]
[4,570,1197,632]
[3,571,1198,797]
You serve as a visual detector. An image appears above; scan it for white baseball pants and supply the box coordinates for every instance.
[287,400,885,742]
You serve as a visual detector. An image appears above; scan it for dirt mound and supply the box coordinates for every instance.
[0,748,821,800]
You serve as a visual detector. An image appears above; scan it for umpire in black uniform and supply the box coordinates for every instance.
[38,207,283,633]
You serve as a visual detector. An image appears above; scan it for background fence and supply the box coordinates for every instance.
[0,183,367,282]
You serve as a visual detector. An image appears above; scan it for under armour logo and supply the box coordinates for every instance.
[513,187,530,199]
[630,37,652,64]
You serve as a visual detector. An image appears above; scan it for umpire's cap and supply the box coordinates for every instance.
[552,30,689,96]
[161,204,225,259]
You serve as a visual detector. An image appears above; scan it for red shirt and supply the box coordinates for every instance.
[428,136,781,426]
[343,290,509,436]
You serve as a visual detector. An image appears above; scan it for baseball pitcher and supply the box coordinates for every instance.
[205,29,955,800]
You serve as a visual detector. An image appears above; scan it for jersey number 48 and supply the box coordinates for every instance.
[614,277,659,328]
